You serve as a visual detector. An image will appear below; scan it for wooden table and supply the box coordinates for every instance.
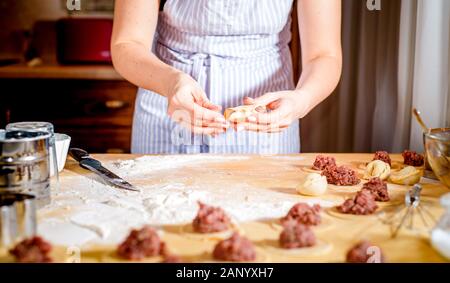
[2,154,449,263]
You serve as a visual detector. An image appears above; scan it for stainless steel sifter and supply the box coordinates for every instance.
[0,130,51,207]
[0,193,37,248]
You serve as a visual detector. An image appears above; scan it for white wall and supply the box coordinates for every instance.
[409,0,450,151]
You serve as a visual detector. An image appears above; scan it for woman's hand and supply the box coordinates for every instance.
[234,91,310,133]
[167,72,228,135]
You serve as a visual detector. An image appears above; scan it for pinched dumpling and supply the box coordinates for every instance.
[296,173,328,196]
[389,166,423,185]
[224,105,267,123]
[364,160,391,180]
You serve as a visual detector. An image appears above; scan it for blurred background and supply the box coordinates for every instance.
[0,0,449,154]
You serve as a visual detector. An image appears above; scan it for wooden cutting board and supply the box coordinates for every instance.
[1,154,449,263]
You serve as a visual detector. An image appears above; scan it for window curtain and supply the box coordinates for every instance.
[300,0,450,153]
[406,0,450,151]
[300,0,402,153]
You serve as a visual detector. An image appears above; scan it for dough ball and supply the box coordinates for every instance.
[364,160,391,180]
[389,166,423,185]
[224,105,266,123]
[296,173,328,196]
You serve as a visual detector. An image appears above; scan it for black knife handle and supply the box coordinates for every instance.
[69,148,90,162]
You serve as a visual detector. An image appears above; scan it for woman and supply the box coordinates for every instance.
[111,0,342,154]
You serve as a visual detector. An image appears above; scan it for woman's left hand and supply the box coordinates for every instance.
[235,91,309,133]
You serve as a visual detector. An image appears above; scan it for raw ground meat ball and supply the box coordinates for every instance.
[9,236,52,263]
[193,202,231,233]
[280,203,321,226]
[346,241,385,263]
[312,155,336,170]
[322,165,360,186]
[213,233,256,262]
[117,226,162,260]
[279,221,316,249]
[337,190,378,215]
[373,151,391,166]
[402,150,424,166]
[361,178,390,202]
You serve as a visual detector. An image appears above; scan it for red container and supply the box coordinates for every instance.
[56,18,113,64]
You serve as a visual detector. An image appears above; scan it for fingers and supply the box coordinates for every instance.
[232,121,290,133]
[244,92,282,108]
[193,88,222,112]
[192,103,223,122]
[171,99,226,129]
[249,96,296,125]
[179,121,226,136]
[201,100,222,112]
[243,97,255,105]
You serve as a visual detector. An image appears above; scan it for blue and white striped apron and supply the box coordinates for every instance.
[131,0,300,154]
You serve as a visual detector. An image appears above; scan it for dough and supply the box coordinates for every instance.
[389,166,423,185]
[297,173,328,196]
[224,105,267,122]
[364,160,391,180]
[263,239,332,257]
[179,223,237,241]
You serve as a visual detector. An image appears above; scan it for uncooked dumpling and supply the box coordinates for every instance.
[224,105,266,123]
[389,166,422,185]
[296,173,328,196]
[364,160,391,180]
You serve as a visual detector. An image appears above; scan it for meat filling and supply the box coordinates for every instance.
[373,151,391,166]
[9,236,52,263]
[213,233,256,262]
[280,203,321,226]
[193,202,231,233]
[312,155,337,171]
[322,165,360,186]
[346,241,385,263]
[117,226,162,260]
[337,190,378,215]
[361,177,390,202]
[279,222,316,249]
[402,150,424,166]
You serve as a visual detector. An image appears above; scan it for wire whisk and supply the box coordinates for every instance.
[380,184,436,238]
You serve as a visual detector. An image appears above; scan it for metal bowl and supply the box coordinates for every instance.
[424,128,450,188]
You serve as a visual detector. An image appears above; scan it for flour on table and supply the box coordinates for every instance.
[38,155,335,248]
[38,219,98,247]
[110,155,250,177]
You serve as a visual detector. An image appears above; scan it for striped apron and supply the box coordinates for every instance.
[131,0,300,154]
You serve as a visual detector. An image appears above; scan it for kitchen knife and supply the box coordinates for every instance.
[69,148,139,192]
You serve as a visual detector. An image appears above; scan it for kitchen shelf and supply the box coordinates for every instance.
[0,64,124,80]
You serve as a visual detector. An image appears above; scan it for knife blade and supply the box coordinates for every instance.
[69,148,139,192]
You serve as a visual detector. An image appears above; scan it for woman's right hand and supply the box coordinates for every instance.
[166,72,228,135]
